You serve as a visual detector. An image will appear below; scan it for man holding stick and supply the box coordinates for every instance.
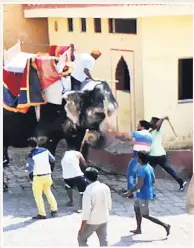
[149,116,187,192]
[107,120,153,198]
[61,130,90,212]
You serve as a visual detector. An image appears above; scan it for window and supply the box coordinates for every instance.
[178,58,193,101]
[67,18,73,32]
[109,18,137,34]
[80,18,86,32]
[115,56,130,92]
[94,18,101,33]
[54,21,58,32]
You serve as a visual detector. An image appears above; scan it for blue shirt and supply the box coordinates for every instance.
[132,130,152,152]
[26,147,55,174]
[136,164,155,200]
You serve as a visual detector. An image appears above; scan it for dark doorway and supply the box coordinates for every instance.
[115,56,130,92]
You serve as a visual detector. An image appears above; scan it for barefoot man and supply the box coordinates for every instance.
[61,149,88,212]
[123,151,171,236]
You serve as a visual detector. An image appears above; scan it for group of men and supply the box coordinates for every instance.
[25,115,187,246]
[109,116,186,195]
[127,116,186,195]
[26,138,111,246]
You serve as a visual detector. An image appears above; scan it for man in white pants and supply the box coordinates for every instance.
[78,167,112,246]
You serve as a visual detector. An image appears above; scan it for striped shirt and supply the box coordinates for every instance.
[132,130,153,152]
[26,147,55,175]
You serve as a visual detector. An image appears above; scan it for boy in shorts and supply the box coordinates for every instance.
[122,151,171,236]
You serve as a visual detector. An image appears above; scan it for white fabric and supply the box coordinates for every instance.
[56,59,65,74]
[4,52,35,73]
[71,53,95,82]
[4,40,21,67]
[56,48,72,73]
[44,80,63,105]
[35,106,40,121]
[82,181,112,225]
[33,150,53,175]
[61,151,84,179]
[61,76,72,92]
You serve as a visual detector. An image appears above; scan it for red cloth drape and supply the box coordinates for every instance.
[3,69,22,96]
[33,57,61,89]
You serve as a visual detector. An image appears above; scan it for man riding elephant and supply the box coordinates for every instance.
[70,50,101,91]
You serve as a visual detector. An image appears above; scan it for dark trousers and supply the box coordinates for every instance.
[148,155,183,185]
[71,76,81,90]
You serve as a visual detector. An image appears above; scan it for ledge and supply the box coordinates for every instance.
[88,147,193,179]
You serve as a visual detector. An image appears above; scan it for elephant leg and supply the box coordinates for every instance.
[3,181,9,192]
[3,146,10,167]
[3,171,9,192]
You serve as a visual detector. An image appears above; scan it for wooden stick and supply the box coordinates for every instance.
[168,119,177,137]
[103,100,109,116]
[106,80,119,83]
[97,79,119,83]
[80,129,90,152]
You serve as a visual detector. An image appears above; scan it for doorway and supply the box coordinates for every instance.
[110,49,135,132]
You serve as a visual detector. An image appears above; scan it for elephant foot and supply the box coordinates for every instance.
[3,182,9,192]
[3,162,11,168]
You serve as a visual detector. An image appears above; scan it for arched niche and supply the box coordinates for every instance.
[115,56,130,92]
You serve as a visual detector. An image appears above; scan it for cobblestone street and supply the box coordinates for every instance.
[3,147,193,247]
[3,3,194,247]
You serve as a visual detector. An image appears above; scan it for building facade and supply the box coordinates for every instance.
[3,4,49,53]
[23,4,193,149]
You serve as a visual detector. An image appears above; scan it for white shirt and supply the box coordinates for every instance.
[32,149,54,175]
[82,181,112,225]
[61,150,84,179]
[71,53,95,82]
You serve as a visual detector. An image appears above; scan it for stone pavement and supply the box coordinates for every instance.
[3,147,193,247]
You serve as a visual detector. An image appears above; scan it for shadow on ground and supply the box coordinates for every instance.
[112,234,167,246]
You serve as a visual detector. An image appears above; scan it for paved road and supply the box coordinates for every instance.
[3,175,193,247]
[3,147,193,247]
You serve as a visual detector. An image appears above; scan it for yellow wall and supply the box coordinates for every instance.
[48,17,144,131]
[141,15,193,149]
[48,15,193,149]
[3,4,49,53]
